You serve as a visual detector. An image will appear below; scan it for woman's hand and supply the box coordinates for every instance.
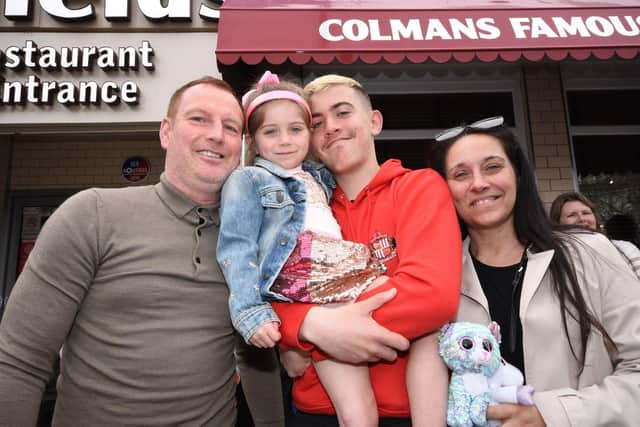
[279,348,311,377]
[249,322,281,348]
[487,403,546,427]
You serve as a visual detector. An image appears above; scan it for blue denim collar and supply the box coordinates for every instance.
[254,156,327,180]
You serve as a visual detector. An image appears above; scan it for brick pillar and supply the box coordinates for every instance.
[524,64,577,213]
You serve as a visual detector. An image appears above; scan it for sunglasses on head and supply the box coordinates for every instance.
[434,116,505,142]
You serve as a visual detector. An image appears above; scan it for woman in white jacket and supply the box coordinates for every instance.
[430,116,640,427]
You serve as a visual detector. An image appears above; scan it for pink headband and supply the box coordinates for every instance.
[243,71,312,132]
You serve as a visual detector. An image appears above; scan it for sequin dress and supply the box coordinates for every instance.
[270,169,382,303]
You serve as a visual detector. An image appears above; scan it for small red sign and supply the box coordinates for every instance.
[18,239,36,275]
[122,156,150,182]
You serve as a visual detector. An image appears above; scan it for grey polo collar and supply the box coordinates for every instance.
[154,173,218,224]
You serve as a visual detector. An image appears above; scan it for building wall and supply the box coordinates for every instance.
[1,32,222,131]
[7,64,581,203]
[525,64,577,213]
[10,134,164,190]
[0,1,220,30]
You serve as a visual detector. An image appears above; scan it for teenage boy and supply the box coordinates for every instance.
[273,74,462,426]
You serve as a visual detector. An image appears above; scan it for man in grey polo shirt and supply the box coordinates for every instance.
[0,77,284,426]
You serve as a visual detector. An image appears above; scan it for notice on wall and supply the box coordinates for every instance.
[122,156,150,182]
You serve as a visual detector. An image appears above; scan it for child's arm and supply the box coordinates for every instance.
[217,170,280,343]
[250,321,281,348]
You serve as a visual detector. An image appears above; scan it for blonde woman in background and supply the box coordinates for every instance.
[550,192,640,278]
[549,192,597,231]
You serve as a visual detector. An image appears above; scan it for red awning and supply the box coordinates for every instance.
[216,0,640,65]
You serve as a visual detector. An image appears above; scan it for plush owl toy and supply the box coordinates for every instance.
[438,322,535,427]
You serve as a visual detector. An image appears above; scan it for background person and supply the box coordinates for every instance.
[549,191,597,230]
[430,116,640,427]
[550,192,640,278]
[273,74,462,427]
[605,213,640,278]
[0,76,284,427]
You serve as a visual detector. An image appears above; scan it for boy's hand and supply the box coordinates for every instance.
[364,275,389,292]
[249,322,281,348]
[300,288,409,363]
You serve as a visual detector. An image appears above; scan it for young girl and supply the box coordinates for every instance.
[216,71,384,426]
[216,72,444,427]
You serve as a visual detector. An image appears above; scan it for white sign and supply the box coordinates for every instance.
[4,0,223,21]
[318,16,640,42]
[2,40,154,105]
[1,32,221,127]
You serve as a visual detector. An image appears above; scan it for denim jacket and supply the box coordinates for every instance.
[217,157,336,342]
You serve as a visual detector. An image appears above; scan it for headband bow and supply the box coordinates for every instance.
[242,71,313,132]
[241,70,280,107]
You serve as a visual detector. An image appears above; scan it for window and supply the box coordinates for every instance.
[567,90,640,126]
[371,92,517,170]
[304,63,526,170]
[375,139,432,171]
[371,92,516,130]
[563,62,640,230]
[572,135,639,176]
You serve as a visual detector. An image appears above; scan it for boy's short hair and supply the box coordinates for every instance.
[304,74,372,110]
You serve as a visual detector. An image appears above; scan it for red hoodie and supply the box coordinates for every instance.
[272,160,461,417]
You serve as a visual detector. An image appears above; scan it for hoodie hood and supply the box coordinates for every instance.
[332,159,410,206]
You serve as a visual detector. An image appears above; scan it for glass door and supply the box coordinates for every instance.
[2,192,73,316]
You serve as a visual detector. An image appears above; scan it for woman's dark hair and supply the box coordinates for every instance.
[429,126,616,373]
[605,214,640,247]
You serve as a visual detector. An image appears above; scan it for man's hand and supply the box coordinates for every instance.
[487,403,546,427]
[279,348,311,378]
[299,288,409,364]
[249,322,281,348]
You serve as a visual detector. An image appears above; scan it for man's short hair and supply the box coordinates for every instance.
[304,74,372,110]
[166,76,242,119]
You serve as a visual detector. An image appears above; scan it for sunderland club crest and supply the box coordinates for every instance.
[369,232,397,263]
